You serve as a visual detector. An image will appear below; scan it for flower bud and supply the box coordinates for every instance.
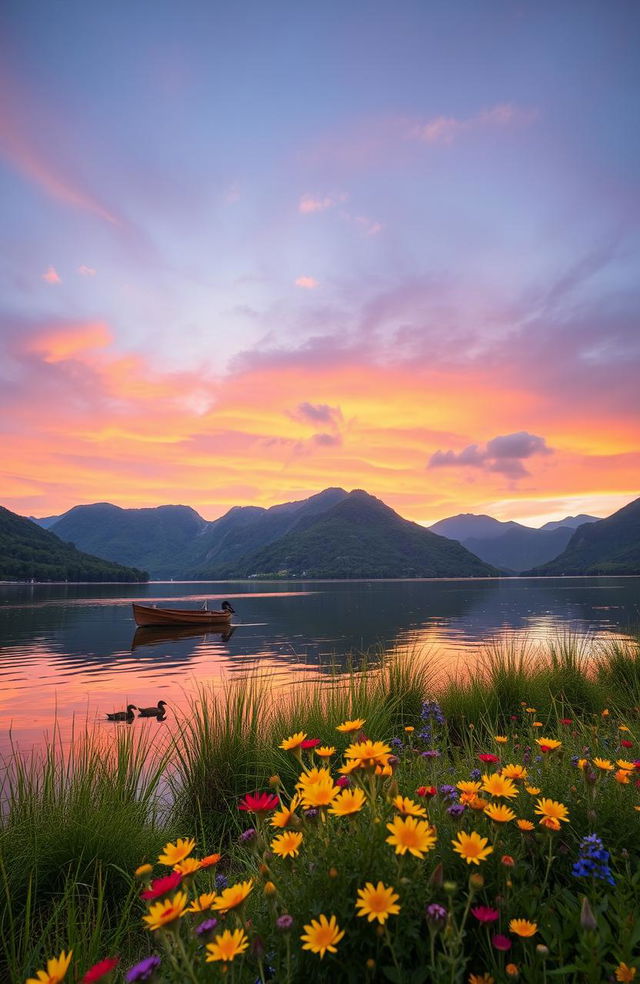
[536,944,549,956]
[580,896,597,931]
[263,881,277,897]
[469,873,484,889]
[443,881,458,895]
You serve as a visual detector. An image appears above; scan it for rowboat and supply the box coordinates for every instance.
[131,624,235,649]
[132,601,234,628]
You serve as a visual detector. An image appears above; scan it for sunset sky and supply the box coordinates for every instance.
[1,1,638,528]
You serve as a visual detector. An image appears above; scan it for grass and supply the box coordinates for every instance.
[2,633,640,982]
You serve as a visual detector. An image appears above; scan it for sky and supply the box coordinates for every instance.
[1,0,639,528]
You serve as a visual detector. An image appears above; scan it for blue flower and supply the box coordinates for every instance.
[572,833,615,886]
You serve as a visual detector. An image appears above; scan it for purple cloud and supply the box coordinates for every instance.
[429,431,553,479]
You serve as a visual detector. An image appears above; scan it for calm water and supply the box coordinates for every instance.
[0,577,638,752]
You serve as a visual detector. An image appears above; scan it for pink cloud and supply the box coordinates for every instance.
[298,192,347,213]
[295,276,319,289]
[41,266,61,285]
[411,103,538,144]
[77,265,96,277]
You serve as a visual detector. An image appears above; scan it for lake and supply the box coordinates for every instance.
[0,577,638,753]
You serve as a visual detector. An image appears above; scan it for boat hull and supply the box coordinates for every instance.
[132,603,233,628]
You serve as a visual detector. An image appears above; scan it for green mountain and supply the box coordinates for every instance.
[526,497,640,575]
[204,489,500,578]
[50,503,207,577]
[0,507,148,582]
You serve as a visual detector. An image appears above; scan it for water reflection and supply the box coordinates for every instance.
[0,577,638,752]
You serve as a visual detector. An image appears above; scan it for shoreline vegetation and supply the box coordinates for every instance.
[2,635,640,983]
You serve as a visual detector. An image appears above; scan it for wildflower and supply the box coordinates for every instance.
[212,879,254,912]
[157,838,195,866]
[134,864,153,878]
[386,815,437,857]
[336,775,351,788]
[280,732,307,750]
[301,738,321,749]
[316,745,336,757]
[532,722,543,728]
[392,795,427,817]
[602,709,610,716]
[299,779,339,809]
[509,919,537,937]
[405,725,415,733]
[572,834,615,886]
[621,739,634,748]
[277,914,294,931]
[140,872,183,901]
[205,928,249,963]
[238,791,280,813]
[239,828,257,844]
[448,803,466,818]
[328,788,366,816]
[617,760,635,771]
[469,974,494,984]
[26,951,73,984]
[185,892,217,914]
[198,853,221,869]
[173,857,201,875]
[495,736,508,743]
[536,738,561,752]
[300,914,345,958]
[125,956,161,982]
[502,854,515,866]
[425,903,447,928]
[534,798,569,824]
[422,749,441,759]
[516,819,535,831]
[524,785,541,795]
[506,964,519,976]
[471,906,500,923]
[501,764,527,781]
[616,769,631,784]
[143,891,188,932]
[593,757,614,771]
[345,739,392,768]
[481,773,518,799]
[416,785,437,797]
[478,753,500,764]
[270,796,301,828]
[195,918,218,938]
[271,831,304,858]
[615,963,637,982]
[492,935,512,951]
[81,958,120,983]
[337,718,366,732]
[458,780,482,794]
[355,881,401,924]
[452,830,493,865]
[468,795,490,811]
[560,718,573,725]
[484,803,516,823]
[264,881,277,896]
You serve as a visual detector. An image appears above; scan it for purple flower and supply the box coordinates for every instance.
[492,934,512,951]
[469,768,482,781]
[304,808,319,819]
[425,903,448,928]
[195,918,218,937]
[447,803,466,818]
[239,827,257,843]
[421,750,440,759]
[276,914,294,931]
[125,956,161,982]
[215,873,228,891]
[439,784,458,799]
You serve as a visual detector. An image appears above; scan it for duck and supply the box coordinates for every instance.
[221,600,235,613]
[138,700,168,717]
[106,704,137,721]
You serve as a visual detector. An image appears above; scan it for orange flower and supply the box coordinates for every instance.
[509,918,537,937]
[615,963,637,982]
[336,718,366,733]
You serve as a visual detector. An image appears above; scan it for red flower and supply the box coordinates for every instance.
[633,761,640,770]
[140,872,182,900]
[492,934,512,951]
[301,738,321,749]
[471,906,500,923]
[416,785,437,797]
[478,753,500,764]
[559,718,573,725]
[620,740,633,748]
[81,957,120,983]
[238,791,280,813]
[336,776,350,788]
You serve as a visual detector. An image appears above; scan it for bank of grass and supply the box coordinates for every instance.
[2,633,640,982]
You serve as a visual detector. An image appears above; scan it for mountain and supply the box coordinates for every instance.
[203,489,499,579]
[49,503,207,578]
[0,507,148,582]
[30,514,62,529]
[429,513,598,573]
[526,497,640,575]
[539,514,599,532]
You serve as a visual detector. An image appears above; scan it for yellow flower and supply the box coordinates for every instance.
[205,928,249,963]
[375,763,393,776]
[271,830,304,858]
[457,780,483,794]
[328,788,367,816]
[300,914,345,958]
[26,950,72,984]
[385,815,437,858]
[355,881,401,924]
[602,708,610,716]
[212,879,254,912]
[619,725,631,732]
[280,732,307,750]
[616,760,635,771]
[535,738,561,751]
[299,778,339,809]
[593,757,614,771]
[344,739,392,768]
[615,962,637,982]
[509,918,537,937]
[525,707,536,713]
[404,726,415,733]
[451,830,494,865]
[173,857,201,875]
[539,816,561,831]
[270,795,301,828]
[484,803,516,823]
[157,837,195,866]
[534,798,569,823]
[516,819,535,831]
[501,764,528,781]
[525,785,541,795]
[392,795,427,817]
[615,769,631,785]
[336,718,366,732]
[134,863,153,878]
[316,746,336,757]
[494,735,508,743]
[577,759,589,770]
[143,891,188,931]
[337,759,362,775]
[186,892,217,913]
[481,773,518,799]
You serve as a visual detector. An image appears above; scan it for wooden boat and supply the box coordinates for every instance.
[132,602,234,628]
[131,624,235,650]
